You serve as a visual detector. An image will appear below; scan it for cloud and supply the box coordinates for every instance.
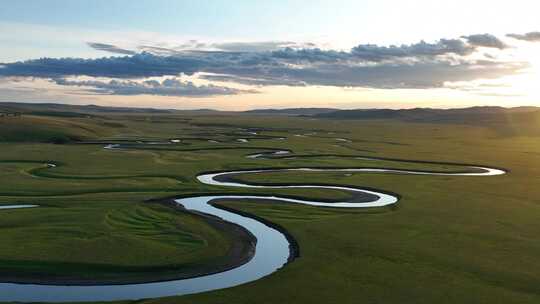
[137,45,181,56]
[200,73,308,86]
[133,40,315,56]
[52,77,255,97]
[461,34,509,49]
[202,60,527,89]
[270,47,350,63]
[0,34,529,93]
[212,41,312,52]
[507,31,540,42]
[87,42,136,55]
[0,52,208,78]
[351,39,475,61]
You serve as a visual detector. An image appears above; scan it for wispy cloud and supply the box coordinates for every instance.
[87,43,136,55]
[52,78,255,97]
[507,31,540,42]
[89,40,318,56]
[211,41,316,52]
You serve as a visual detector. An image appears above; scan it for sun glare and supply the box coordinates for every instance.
[506,47,540,100]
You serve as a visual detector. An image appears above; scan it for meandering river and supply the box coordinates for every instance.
[0,150,505,302]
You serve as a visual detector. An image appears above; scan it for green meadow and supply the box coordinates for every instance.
[1,113,540,303]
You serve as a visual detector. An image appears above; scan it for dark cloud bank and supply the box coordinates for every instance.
[0,33,531,96]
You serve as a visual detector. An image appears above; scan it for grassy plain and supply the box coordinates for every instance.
[1,113,540,303]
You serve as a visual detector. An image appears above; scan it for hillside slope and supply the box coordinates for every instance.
[0,115,116,143]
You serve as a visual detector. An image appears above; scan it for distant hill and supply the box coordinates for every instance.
[243,108,338,116]
[3,103,540,125]
[313,106,540,124]
[0,102,174,115]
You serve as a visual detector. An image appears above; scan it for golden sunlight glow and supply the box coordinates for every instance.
[501,45,540,102]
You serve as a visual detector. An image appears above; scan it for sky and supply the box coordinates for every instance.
[1,0,540,110]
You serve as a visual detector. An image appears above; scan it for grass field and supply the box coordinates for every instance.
[1,113,540,303]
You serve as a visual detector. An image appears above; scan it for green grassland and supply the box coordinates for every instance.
[1,112,540,303]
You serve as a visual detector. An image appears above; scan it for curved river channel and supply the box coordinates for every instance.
[0,151,505,302]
